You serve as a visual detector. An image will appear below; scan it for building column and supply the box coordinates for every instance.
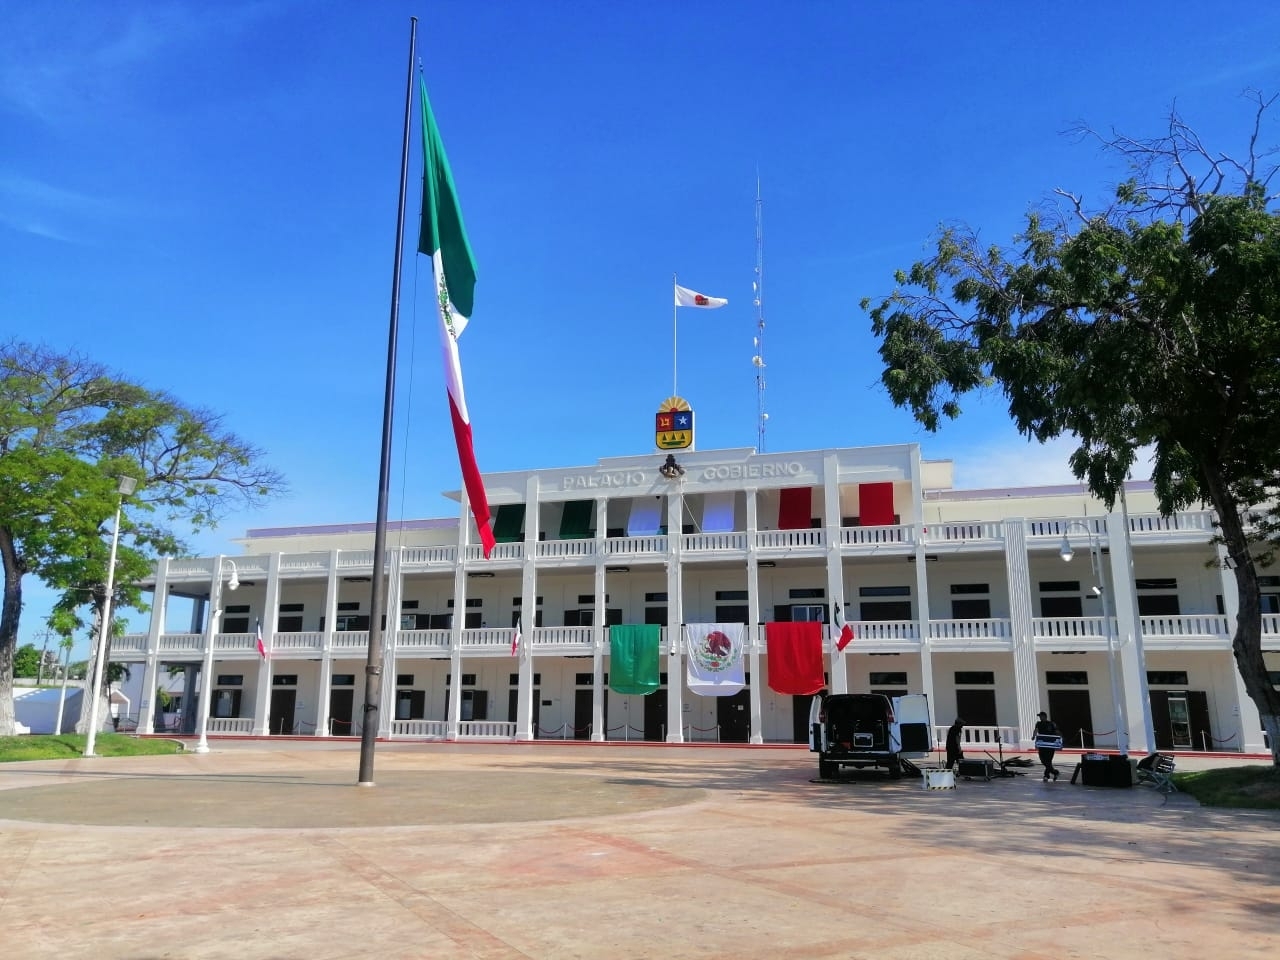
[252,553,281,736]
[379,548,403,738]
[447,496,470,740]
[746,489,764,744]
[317,549,340,736]
[517,475,540,741]
[908,446,936,725]
[138,557,171,735]
[1004,519,1039,748]
[665,488,684,742]
[823,453,849,694]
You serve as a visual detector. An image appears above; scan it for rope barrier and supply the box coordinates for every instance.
[1208,730,1238,744]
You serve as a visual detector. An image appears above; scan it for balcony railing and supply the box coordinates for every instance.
[534,538,596,560]
[530,625,595,650]
[207,717,254,734]
[927,619,1012,641]
[1032,617,1112,640]
[274,631,324,652]
[755,529,823,550]
[603,534,669,556]
[840,620,920,642]
[1139,615,1230,640]
[922,521,1002,544]
[683,532,749,553]
[839,524,914,547]
[158,633,203,653]
[459,720,517,739]
[396,629,451,653]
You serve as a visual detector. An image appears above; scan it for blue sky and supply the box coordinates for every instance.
[5,1,1280,656]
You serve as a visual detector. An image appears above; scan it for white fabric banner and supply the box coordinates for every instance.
[684,623,746,696]
[674,283,728,308]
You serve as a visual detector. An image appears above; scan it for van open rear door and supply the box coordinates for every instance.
[891,693,932,756]
[807,694,825,752]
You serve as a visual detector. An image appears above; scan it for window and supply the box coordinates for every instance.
[338,601,361,612]
[280,602,304,613]
[870,672,908,686]
[445,674,477,686]
[950,584,988,594]
[332,675,356,686]
[716,590,748,601]
[277,615,303,632]
[273,675,298,686]
[1039,580,1080,593]
[791,604,827,623]
[789,588,826,600]
[1136,577,1179,615]
[1045,671,1088,685]
[1147,671,1190,686]
[212,689,241,718]
[335,614,369,631]
[644,592,668,602]
[222,617,250,633]
[396,674,414,686]
[860,585,910,597]
[955,671,994,685]
[1040,596,1083,617]
[401,599,419,609]
[216,675,243,686]
[225,604,251,614]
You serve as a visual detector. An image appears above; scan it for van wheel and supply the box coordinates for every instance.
[818,758,837,779]
[888,759,903,779]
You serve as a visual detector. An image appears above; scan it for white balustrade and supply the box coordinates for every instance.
[1139,615,1230,639]
[839,524,912,546]
[922,521,1002,542]
[928,619,1012,641]
[113,634,148,654]
[1127,510,1213,534]
[331,631,369,650]
[207,717,254,734]
[214,632,255,652]
[683,532,749,552]
[460,627,516,650]
[603,535,669,555]
[1263,615,1280,637]
[846,620,919,642]
[396,629,451,651]
[1026,516,1107,539]
[391,719,447,738]
[754,529,824,550]
[273,631,324,651]
[400,546,457,565]
[158,633,203,652]
[530,625,595,648]
[534,539,596,559]
[1032,617,1111,639]
[458,720,516,739]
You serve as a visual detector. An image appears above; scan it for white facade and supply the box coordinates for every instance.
[113,442,1279,754]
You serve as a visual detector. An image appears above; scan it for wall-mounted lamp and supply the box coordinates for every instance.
[758,560,776,568]
[658,454,685,480]
[468,571,496,579]
[606,566,630,573]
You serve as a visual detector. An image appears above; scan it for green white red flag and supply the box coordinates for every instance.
[417,77,495,558]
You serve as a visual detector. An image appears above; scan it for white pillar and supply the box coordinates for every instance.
[823,453,848,694]
[379,547,403,738]
[252,553,281,736]
[317,549,340,735]
[139,557,170,735]
[517,475,540,741]
[1004,519,1040,748]
[746,489,764,744]
[665,489,684,742]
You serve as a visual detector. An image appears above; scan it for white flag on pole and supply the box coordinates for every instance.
[674,283,727,309]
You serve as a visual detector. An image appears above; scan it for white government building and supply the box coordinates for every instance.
[112,441,1278,755]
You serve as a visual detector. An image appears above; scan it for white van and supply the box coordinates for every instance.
[808,691,933,779]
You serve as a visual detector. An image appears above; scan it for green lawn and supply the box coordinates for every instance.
[0,734,183,763]
[1173,765,1280,809]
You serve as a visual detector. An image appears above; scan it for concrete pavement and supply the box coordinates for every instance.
[0,741,1277,959]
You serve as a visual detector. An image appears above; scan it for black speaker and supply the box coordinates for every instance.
[1080,755,1134,787]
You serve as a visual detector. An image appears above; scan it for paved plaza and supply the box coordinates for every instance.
[1,740,1277,959]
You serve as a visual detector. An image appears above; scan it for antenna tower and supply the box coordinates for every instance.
[752,177,767,451]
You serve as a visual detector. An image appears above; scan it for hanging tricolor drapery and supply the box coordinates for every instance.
[418,77,495,558]
[684,623,746,696]
[764,621,825,695]
[608,624,661,695]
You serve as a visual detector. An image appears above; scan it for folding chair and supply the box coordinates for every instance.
[1136,753,1178,794]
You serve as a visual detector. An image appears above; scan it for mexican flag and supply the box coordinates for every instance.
[418,77,495,558]
[834,602,855,651]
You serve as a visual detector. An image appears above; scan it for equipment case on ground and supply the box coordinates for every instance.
[956,759,994,781]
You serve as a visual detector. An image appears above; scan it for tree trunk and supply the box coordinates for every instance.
[1203,470,1280,765]
[0,526,24,736]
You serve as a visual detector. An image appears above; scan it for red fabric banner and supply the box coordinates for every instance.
[765,621,825,695]
[777,487,813,530]
[858,482,895,527]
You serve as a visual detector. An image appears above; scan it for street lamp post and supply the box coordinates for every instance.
[193,556,239,755]
[1059,522,1129,754]
[83,476,138,758]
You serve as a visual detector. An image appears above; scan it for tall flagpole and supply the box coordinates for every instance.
[752,175,767,452]
[358,16,417,786]
[672,272,678,396]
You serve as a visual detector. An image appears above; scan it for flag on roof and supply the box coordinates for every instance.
[418,76,495,559]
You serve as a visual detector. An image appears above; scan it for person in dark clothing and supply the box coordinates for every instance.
[1034,711,1061,781]
[945,718,965,770]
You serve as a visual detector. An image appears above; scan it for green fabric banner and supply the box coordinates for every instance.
[608,624,661,695]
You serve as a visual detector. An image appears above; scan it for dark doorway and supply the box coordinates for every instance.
[955,689,998,726]
[269,689,296,735]
[1047,689,1094,749]
[1149,689,1173,750]
[1150,690,1213,751]
[328,688,354,736]
[507,688,540,736]
[1187,690,1213,752]
[643,689,668,741]
[574,689,594,740]
[716,689,750,742]
[791,696,812,743]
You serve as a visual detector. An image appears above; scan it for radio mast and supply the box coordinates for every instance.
[752,176,768,452]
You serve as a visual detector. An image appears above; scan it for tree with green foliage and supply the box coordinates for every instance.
[0,342,286,735]
[863,94,1280,764]
[12,644,39,678]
